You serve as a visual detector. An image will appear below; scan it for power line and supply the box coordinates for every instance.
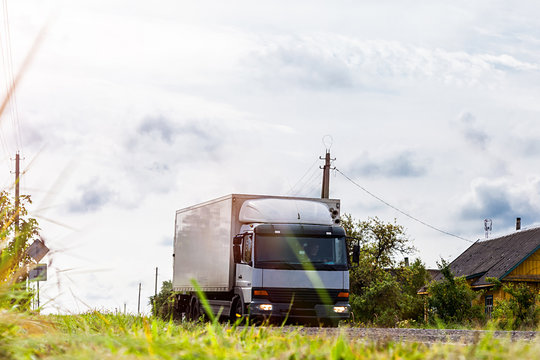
[287,157,320,195]
[1,0,24,153]
[336,168,474,243]
[299,168,322,197]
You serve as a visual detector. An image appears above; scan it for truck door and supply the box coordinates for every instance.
[235,234,253,303]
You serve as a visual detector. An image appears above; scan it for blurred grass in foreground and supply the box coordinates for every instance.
[0,311,539,359]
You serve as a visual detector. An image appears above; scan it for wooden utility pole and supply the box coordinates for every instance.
[320,150,335,199]
[137,283,141,314]
[14,152,20,231]
[155,267,158,297]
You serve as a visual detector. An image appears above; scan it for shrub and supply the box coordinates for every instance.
[149,280,176,320]
[343,215,429,326]
[490,281,540,330]
[427,259,482,324]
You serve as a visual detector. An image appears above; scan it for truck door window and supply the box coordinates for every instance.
[335,237,347,264]
[242,234,252,263]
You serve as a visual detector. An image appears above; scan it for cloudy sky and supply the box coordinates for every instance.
[2,0,540,314]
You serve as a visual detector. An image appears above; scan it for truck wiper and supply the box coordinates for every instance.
[307,262,344,270]
[256,261,299,269]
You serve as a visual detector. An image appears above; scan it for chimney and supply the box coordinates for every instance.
[404,257,409,267]
[516,217,521,231]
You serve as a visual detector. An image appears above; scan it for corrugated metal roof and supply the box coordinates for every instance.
[434,227,540,287]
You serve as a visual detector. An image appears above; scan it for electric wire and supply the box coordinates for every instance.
[2,0,22,152]
[298,167,321,197]
[0,8,12,174]
[298,167,323,198]
[336,168,474,243]
[305,179,323,198]
[287,157,320,195]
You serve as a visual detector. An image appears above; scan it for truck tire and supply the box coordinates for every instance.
[189,297,201,322]
[231,296,245,322]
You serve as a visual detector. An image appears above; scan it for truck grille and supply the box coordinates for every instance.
[255,288,344,306]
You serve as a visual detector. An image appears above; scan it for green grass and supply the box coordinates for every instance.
[1,310,539,359]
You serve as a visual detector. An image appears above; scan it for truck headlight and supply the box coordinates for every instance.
[333,306,348,313]
[258,304,273,311]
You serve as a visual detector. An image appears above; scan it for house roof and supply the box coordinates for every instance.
[434,226,540,287]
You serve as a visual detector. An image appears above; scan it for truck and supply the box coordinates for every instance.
[172,194,352,325]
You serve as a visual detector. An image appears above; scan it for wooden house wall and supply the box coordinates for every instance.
[505,249,540,281]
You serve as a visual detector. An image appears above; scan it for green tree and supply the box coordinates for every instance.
[342,214,427,326]
[149,280,176,320]
[427,259,481,324]
[398,258,431,322]
[0,191,40,310]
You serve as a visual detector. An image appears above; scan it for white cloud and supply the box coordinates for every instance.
[248,36,540,92]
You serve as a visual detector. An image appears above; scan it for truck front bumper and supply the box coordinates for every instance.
[249,300,351,322]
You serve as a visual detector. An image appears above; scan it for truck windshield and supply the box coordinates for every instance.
[254,235,348,270]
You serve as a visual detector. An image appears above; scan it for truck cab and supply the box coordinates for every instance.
[234,222,350,324]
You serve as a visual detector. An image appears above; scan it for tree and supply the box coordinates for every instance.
[342,215,414,271]
[398,258,431,322]
[0,191,40,310]
[427,259,481,324]
[342,214,427,326]
[149,280,176,320]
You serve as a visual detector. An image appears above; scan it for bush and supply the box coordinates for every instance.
[343,215,429,326]
[0,191,41,312]
[149,280,176,320]
[427,259,482,324]
[491,282,540,330]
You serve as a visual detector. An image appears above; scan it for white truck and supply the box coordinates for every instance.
[172,194,352,325]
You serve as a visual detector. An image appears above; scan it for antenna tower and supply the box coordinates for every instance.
[484,219,492,239]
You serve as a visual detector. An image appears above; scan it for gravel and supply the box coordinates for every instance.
[278,327,539,344]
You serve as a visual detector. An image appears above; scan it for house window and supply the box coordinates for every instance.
[485,295,493,318]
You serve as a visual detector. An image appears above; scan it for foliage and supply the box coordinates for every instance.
[488,279,540,330]
[398,258,431,321]
[342,214,428,326]
[1,311,540,359]
[149,280,176,321]
[342,214,414,271]
[0,191,40,312]
[427,259,482,324]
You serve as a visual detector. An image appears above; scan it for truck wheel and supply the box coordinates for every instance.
[189,297,201,321]
[232,297,245,322]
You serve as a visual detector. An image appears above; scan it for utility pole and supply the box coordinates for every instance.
[137,283,141,315]
[154,267,158,297]
[320,150,335,199]
[14,152,20,231]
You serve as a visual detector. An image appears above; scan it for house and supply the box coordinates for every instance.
[423,222,540,316]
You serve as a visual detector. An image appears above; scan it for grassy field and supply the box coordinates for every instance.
[0,310,539,359]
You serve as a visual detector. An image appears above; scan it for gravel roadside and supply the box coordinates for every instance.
[278,327,539,344]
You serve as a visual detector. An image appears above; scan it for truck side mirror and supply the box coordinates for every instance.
[352,245,360,264]
[233,234,243,245]
[233,234,244,264]
[233,244,242,263]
